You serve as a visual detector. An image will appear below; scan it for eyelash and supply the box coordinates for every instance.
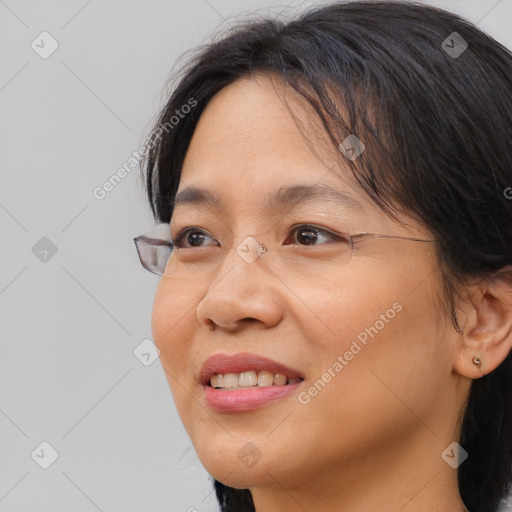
[172,224,348,249]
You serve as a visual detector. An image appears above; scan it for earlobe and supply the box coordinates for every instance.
[453,267,512,379]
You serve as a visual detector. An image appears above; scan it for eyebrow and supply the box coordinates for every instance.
[173,183,364,212]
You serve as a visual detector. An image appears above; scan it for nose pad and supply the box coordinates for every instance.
[234,236,267,264]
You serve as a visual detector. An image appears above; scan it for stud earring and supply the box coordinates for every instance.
[472,356,482,368]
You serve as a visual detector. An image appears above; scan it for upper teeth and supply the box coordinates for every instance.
[209,370,300,389]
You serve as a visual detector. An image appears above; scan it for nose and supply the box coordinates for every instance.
[196,239,284,332]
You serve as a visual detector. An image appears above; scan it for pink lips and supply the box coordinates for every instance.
[199,352,305,412]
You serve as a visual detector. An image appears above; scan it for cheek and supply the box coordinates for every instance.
[293,259,444,415]
[151,280,201,409]
[151,276,201,344]
[304,272,446,444]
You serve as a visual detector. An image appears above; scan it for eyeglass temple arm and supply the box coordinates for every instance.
[351,233,435,243]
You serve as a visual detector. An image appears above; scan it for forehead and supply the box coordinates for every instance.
[177,74,374,215]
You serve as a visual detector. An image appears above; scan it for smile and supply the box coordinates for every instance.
[209,370,303,389]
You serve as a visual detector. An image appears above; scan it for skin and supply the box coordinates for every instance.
[151,73,512,512]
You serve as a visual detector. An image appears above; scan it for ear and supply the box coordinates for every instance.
[453,267,512,379]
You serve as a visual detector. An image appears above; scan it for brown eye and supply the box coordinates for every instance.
[174,227,218,248]
[285,225,348,246]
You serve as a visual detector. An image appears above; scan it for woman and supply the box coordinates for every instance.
[134,1,512,511]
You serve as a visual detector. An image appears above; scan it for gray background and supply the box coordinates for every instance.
[1,1,511,511]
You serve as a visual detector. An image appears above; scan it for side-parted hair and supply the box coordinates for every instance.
[141,2,512,511]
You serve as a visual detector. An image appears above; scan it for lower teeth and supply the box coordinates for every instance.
[213,384,279,390]
[212,378,302,390]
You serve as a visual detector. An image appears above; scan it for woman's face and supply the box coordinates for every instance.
[151,74,465,497]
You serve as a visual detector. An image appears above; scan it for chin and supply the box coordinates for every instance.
[211,470,267,490]
[192,438,276,488]
[196,437,319,493]
[201,455,268,487]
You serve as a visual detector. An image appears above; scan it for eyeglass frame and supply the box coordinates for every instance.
[133,231,435,277]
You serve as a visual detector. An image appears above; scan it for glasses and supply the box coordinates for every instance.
[134,235,174,275]
[134,219,435,278]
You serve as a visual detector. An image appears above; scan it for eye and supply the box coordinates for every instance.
[172,224,349,249]
[284,224,349,246]
[173,226,218,249]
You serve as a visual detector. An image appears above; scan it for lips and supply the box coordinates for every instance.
[199,352,305,386]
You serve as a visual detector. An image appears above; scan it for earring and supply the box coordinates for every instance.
[259,242,267,253]
[472,356,482,368]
